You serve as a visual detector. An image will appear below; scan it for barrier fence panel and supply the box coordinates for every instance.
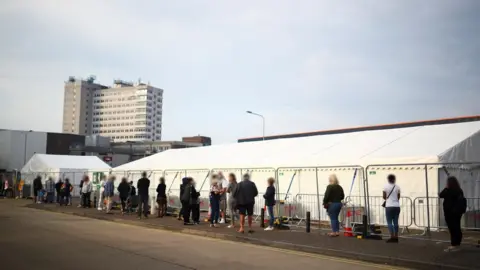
[414,197,480,231]
[348,196,413,230]
[277,165,365,228]
[276,167,319,223]
[294,193,325,225]
[366,162,480,233]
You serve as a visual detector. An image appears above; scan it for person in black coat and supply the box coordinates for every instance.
[189,178,201,224]
[117,177,130,214]
[178,177,189,220]
[55,179,63,204]
[33,176,43,203]
[156,177,167,218]
[181,178,196,225]
[263,177,276,230]
[60,179,72,206]
[136,172,150,219]
[439,176,466,252]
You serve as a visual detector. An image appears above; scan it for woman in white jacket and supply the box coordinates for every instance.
[97,175,106,211]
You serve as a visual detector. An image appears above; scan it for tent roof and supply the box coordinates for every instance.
[21,154,111,173]
[114,121,480,171]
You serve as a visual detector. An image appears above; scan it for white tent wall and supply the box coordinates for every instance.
[111,120,480,231]
[20,154,111,199]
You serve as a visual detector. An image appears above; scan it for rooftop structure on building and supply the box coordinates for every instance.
[182,135,212,146]
[238,115,480,143]
[62,76,164,143]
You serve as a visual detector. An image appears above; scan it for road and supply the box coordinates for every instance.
[0,201,400,270]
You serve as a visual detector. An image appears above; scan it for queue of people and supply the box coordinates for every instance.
[25,170,467,251]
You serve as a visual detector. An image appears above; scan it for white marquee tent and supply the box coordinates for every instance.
[113,120,480,229]
[21,154,111,196]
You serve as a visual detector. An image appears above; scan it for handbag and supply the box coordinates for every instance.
[382,185,396,208]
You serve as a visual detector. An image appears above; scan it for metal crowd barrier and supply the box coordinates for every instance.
[414,197,480,233]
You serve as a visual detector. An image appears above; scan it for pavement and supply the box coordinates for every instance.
[1,200,405,270]
[3,199,480,270]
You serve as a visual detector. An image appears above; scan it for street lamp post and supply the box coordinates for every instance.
[23,130,33,165]
[246,111,265,140]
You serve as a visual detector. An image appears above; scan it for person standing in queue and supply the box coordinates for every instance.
[81,176,93,208]
[104,175,115,214]
[33,175,43,203]
[209,174,221,227]
[234,174,258,233]
[44,177,55,203]
[156,177,167,218]
[227,173,238,229]
[17,178,25,199]
[383,174,401,243]
[137,172,150,219]
[55,179,63,204]
[323,174,344,237]
[181,178,197,225]
[439,176,466,252]
[179,177,189,220]
[60,178,72,206]
[190,178,201,225]
[128,181,136,213]
[117,177,130,215]
[218,172,229,224]
[97,174,106,211]
[263,177,276,231]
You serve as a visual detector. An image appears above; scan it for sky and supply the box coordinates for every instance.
[0,0,479,144]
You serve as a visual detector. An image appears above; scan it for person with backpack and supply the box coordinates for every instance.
[439,176,466,252]
[383,174,401,243]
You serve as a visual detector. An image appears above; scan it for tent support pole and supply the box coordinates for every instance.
[315,168,321,228]
[425,164,431,237]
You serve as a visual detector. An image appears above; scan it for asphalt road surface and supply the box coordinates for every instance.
[0,201,402,270]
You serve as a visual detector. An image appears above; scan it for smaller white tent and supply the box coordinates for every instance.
[21,154,111,196]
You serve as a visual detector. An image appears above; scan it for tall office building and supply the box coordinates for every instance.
[62,76,163,142]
